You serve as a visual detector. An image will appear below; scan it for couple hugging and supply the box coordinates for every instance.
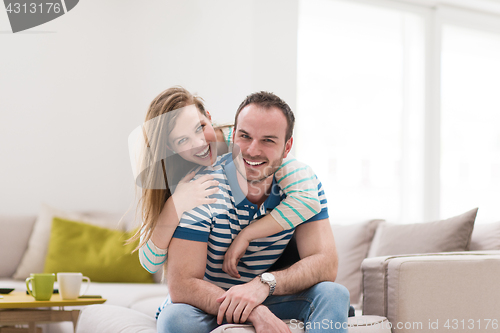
[131,87,350,333]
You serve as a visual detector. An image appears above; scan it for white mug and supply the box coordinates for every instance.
[57,272,91,300]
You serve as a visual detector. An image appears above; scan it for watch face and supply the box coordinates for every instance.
[262,273,274,282]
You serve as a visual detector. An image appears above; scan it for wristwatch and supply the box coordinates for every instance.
[260,272,276,296]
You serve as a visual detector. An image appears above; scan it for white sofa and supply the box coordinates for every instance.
[1,206,499,333]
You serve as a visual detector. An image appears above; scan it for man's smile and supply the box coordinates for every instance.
[243,158,266,167]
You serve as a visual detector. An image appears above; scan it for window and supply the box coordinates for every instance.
[441,22,500,223]
[297,0,425,223]
[297,0,500,224]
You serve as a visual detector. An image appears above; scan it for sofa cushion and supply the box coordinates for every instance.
[44,217,153,283]
[331,220,383,306]
[470,220,500,251]
[77,304,157,333]
[13,203,128,280]
[84,282,168,308]
[130,296,169,317]
[0,215,36,278]
[368,208,477,257]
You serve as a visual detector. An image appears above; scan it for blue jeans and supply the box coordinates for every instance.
[157,281,350,333]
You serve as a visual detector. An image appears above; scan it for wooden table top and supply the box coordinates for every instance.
[0,292,106,309]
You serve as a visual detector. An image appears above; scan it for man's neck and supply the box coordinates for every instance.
[236,172,274,207]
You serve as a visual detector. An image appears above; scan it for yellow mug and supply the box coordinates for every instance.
[26,273,55,301]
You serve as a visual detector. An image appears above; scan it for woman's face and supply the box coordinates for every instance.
[168,105,217,166]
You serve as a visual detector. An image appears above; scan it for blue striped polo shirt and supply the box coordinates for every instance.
[172,153,329,290]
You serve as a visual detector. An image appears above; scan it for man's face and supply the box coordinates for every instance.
[233,104,292,183]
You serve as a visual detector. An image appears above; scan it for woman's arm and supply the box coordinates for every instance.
[222,158,321,278]
[138,173,219,273]
[222,215,283,278]
[271,157,321,229]
[138,194,188,273]
[139,234,169,274]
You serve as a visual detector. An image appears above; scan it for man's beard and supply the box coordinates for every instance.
[232,145,285,184]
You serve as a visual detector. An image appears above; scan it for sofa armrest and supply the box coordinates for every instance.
[362,251,500,332]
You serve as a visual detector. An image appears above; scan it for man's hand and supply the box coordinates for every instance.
[222,235,250,278]
[215,277,269,324]
[248,305,291,333]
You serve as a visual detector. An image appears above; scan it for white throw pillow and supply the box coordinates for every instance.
[0,215,36,278]
[13,203,124,280]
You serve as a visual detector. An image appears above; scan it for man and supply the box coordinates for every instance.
[157,92,349,333]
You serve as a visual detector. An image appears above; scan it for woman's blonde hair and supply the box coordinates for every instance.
[129,86,207,251]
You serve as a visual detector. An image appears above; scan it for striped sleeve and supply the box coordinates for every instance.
[214,123,234,146]
[139,236,168,274]
[172,204,213,242]
[271,157,322,230]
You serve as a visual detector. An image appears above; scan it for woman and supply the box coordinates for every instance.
[130,86,219,268]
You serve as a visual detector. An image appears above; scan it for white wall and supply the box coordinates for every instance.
[0,0,298,215]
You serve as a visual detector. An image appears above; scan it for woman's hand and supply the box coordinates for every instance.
[171,171,219,217]
[248,306,292,333]
[222,216,283,278]
[222,234,250,278]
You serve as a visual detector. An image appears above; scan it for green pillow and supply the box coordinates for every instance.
[44,217,154,283]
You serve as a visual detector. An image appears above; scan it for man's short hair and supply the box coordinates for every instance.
[234,91,295,142]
